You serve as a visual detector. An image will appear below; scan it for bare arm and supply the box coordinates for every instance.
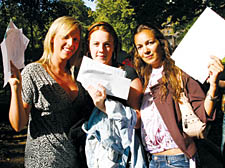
[219,80,225,88]
[204,56,224,116]
[127,78,143,128]
[8,62,30,132]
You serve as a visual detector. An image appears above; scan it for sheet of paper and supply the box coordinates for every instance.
[1,20,29,87]
[171,7,225,83]
[77,56,131,100]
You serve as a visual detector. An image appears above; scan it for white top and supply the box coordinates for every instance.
[140,66,178,154]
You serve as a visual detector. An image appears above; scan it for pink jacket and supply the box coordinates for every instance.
[149,72,215,158]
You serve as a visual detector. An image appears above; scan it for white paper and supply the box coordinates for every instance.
[77,56,131,100]
[171,7,225,83]
[0,20,29,87]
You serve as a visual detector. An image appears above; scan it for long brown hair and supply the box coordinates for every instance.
[133,24,182,101]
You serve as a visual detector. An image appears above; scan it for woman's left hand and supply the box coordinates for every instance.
[87,84,107,113]
[207,55,224,86]
[204,56,224,115]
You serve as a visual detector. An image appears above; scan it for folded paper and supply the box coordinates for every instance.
[1,20,29,87]
[77,56,131,100]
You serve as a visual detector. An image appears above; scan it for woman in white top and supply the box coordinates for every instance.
[133,24,224,168]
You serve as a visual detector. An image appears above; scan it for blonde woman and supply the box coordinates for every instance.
[9,16,94,168]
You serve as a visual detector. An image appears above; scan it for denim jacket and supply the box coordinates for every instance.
[82,99,147,168]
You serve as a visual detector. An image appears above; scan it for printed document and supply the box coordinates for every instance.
[77,56,131,100]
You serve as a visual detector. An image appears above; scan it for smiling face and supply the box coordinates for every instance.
[52,27,80,61]
[89,30,114,65]
[134,29,163,68]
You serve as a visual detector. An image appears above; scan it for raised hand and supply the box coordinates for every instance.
[86,83,107,113]
[207,56,224,86]
[8,61,22,91]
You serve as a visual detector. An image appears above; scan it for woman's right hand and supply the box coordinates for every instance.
[86,84,107,113]
[8,61,30,132]
[8,61,22,91]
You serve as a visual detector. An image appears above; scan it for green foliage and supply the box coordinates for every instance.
[222,57,225,64]
[127,0,225,48]
[91,0,137,52]
[128,0,207,28]
[0,0,224,63]
[173,1,225,45]
[56,0,93,27]
[173,17,198,45]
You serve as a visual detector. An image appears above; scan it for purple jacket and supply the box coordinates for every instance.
[149,72,215,158]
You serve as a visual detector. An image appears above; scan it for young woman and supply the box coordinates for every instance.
[85,21,143,114]
[82,21,145,167]
[133,24,224,167]
[8,16,94,168]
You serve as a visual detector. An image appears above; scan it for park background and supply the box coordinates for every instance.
[0,0,225,167]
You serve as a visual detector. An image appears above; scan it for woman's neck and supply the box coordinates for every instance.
[49,57,68,75]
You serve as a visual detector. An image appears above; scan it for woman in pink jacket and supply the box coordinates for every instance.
[133,24,224,168]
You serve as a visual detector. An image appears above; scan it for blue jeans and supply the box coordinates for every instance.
[149,154,189,168]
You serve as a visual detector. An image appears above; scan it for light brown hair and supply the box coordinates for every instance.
[85,21,121,67]
[133,24,182,101]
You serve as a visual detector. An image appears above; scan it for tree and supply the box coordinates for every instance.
[53,0,93,28]
[128,0,225,28]
[91,0,137,52]
[172,0,225,45]
[127,0,225,47]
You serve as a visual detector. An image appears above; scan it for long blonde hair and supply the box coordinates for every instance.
[37,16,82,80]
[133,24,182,101]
